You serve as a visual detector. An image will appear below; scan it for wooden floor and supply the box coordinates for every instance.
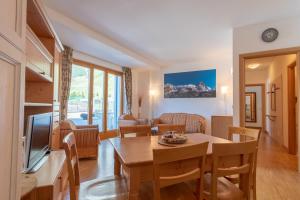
[256,133,300,200]
[77,133,300,200]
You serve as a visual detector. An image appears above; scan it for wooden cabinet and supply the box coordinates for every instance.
[24,0,63,151]
[0,0,26,50]
[21,151,68,200]
[1,0,63,198]
[0,57,23,200]
[0,1,27,200]
[26,26,53,80]
[0,0,63,199]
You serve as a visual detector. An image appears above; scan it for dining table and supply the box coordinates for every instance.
[109,133,233,200]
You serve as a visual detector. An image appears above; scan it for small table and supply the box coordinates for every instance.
[109,133,232,200]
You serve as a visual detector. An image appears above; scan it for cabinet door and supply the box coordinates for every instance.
[0,56,23,200]
[0,0,26,50]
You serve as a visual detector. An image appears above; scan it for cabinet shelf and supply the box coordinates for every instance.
[26,67,53,83]
[25,102,53,107]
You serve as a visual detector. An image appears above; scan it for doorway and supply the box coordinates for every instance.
[239,47,300,156]
[245,84,266,132]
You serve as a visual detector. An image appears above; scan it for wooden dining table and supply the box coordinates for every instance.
[109,133,232,200]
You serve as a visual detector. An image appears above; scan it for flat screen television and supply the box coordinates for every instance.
[24,112,52,172]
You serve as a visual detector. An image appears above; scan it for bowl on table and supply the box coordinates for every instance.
[160,131,187,144]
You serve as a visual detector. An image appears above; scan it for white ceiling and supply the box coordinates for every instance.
[245,57,275,72]
[44,0,300,68]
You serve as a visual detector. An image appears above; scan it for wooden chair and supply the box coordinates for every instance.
[157,124,186,134]
[211,116,233,139]
[153,142,209,200]
[203,141,257,200]
[119,125,151,138]
[63,132,127,200]
[228,126,261,142]
[227,127,261,200]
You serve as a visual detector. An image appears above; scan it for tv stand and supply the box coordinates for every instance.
[21,150,68,200]
[26,155,49,174]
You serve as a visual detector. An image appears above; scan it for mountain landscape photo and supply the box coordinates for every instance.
[164,69,216,98]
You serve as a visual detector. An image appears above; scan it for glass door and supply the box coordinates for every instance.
[67,60,123,135]
[92,69,105,131]
[68,64,90,125]
[107,73,122,130]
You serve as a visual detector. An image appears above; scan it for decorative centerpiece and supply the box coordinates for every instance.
[161,131,187,144]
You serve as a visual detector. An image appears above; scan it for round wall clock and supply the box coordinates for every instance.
[261,28,279,42]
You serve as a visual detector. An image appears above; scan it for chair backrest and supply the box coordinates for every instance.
[211,141,257,200]
[153,142,209,200]
[228,126,261,144]
[211,116,233,139]
[119,125,151,138]
[63,132,80,200]
[228,126,246,141]
[157,124,186,134]
[245,128,261,144]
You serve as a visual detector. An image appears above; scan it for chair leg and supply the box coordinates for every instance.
[153,182,160,200]
[195,179,200,200]
[253,183,257,200]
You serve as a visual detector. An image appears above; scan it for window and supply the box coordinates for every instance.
[68,64,90,125]
[93,69,105,131]
[67,60,123,132]
[107,73,121,130]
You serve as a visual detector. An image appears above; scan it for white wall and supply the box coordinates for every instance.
[146,60,233,134]
[246,69,268,85]
[131,69,151,119]
[245,86,263,128]
[233,16,300,126]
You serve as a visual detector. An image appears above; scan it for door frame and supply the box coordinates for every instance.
[239,47,300,155]
[245,84,266,132]
[287,61,297,154]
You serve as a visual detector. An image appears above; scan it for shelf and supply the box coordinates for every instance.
[25,102,53,107]
[27,0,64,52]
[26,67,53,83]
[26,26,53,63]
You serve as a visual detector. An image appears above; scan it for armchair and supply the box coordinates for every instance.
[59,120,100,159]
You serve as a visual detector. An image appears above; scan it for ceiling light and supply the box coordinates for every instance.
[248,64,260,69]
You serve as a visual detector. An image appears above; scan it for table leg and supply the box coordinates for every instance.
[114,150,121,176]
[128,167,140,200]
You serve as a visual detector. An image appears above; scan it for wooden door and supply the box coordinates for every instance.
[268,76,283,145]
[0,57,24,200]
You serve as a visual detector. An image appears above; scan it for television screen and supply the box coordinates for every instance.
[25,113,52,171]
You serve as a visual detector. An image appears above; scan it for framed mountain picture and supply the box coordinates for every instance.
[164,69,216,98]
